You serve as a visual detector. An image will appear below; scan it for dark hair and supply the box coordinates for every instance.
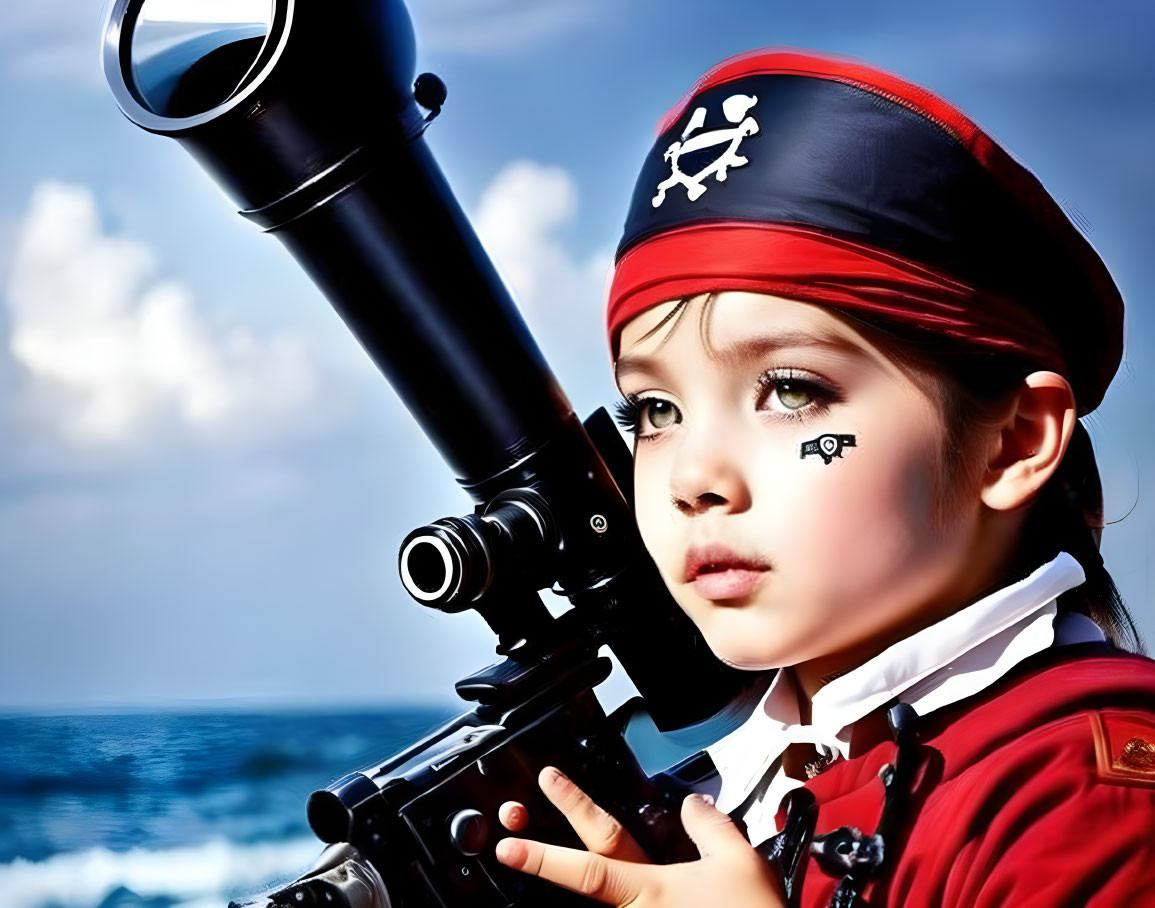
[831,311,1145,654]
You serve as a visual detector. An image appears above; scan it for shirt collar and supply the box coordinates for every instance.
[706,551,1087,812]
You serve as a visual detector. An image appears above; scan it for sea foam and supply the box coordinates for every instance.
[0,836,323,908]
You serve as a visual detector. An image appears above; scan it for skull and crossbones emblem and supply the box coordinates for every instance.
[652,93,760,207]
[801,433,857,465]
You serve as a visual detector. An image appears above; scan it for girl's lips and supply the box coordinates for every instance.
[690,568,768,601]
[683,543,771,582]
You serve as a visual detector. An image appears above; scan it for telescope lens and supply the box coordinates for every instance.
[129,0,274,117]
[402,537,454,599]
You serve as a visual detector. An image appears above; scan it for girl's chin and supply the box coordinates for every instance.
[689,602,800,669]
[707,637,795,672]
[721,657,785,672]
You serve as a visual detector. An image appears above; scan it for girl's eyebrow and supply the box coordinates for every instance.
[614,329,867,383]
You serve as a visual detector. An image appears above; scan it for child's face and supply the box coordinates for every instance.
[616,291,987,673]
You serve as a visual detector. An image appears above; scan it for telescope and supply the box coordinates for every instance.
[101,1,784,904]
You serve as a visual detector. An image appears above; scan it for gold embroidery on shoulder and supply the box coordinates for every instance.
[1116,736,1155,771]
[1090,713,1155,788]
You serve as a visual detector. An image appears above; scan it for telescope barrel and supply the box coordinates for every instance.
[265,137,574,482]
[103,0,573,484]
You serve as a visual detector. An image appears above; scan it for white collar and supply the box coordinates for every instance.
[706,551,1088,813]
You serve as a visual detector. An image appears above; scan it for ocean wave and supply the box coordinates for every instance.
[0,836,324,908]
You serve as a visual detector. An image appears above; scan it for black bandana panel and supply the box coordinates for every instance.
[616,74,1094,357]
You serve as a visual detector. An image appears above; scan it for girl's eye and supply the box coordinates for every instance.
[756,369,839,418]
[612,396,682,439]
[645,399,681,429]
[770,380,813,411]
[612,369,837,439]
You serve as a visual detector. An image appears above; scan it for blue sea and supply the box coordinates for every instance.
[0,708,459,908]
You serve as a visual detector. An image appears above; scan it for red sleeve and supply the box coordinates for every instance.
[944,710,1155,907]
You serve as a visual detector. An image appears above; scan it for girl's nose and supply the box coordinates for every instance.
[668,431,753,516]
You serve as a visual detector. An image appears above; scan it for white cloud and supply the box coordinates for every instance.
[4,180,322,449]
[472,159,616,408]
[475,159,610,319]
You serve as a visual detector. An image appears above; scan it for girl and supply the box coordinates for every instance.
[493,49,1155,906]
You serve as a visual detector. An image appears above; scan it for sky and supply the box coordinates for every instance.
[0,0,1152,711]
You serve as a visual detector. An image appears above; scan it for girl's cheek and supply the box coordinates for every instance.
[750,447,861,558]
[787,418,944,588]
[632,462,679,566]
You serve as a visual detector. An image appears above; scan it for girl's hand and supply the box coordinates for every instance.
[495,766,787,907]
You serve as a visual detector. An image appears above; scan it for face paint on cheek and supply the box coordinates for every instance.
[801,433,857,465]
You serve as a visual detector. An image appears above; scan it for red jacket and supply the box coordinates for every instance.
[783,644,1155,907]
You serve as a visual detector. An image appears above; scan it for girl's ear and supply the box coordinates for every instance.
[980,371,1077,512]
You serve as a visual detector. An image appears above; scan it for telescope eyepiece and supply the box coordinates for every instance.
[126,0,276,118]
[398,489,556,611]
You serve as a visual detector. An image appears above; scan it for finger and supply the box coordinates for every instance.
[538,767,649,862]
[680,793,752,858]
[496,836,647,905]
[498,800,529,832]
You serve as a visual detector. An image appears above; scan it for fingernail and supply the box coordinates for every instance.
[691,793,715,807]
[546,767,568,786]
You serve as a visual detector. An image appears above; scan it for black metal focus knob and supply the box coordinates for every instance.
[414,72,447,114]
[308,772,381,844]
[449,808,489,856]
